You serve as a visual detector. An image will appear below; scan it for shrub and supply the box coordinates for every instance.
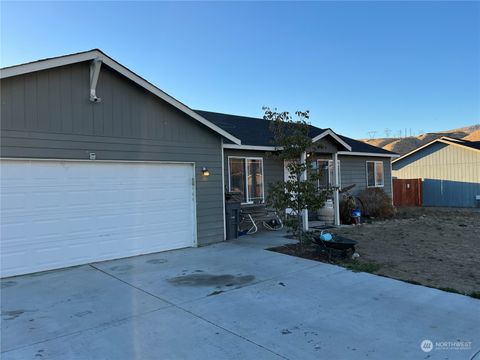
[358,188,395,219]
[340,196,357,224]
[469,291,480,299]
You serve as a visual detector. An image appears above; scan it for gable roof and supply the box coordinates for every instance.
[442,137,480,150]
[393,136,480,164]
[0,49,241,145]
[196,110,398,157]
[195,110,327,146]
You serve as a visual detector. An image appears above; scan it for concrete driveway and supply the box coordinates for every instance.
[1,232,479,360]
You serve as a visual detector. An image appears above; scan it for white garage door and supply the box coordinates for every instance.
[1,160,196,277]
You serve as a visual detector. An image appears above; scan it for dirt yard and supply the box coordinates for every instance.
[330,207,480,295]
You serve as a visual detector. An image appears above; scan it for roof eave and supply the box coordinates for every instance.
[311,129,352,151]
[338,151,400,158]
[393,136,480,163]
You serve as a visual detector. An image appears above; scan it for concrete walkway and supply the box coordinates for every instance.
[1,232,479,359]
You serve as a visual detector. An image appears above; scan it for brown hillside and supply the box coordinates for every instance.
[361,124,480,155]
[464,129,480,141]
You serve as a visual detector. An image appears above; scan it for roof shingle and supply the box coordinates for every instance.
[195,110,397,155]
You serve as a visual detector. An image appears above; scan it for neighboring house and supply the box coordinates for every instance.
[392,136,480,208]
[0,49,397,277]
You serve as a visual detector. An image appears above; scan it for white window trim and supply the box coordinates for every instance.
[227,156,265,204]
[311,129,352,151]
[366,160,384,188]
[317,158,341,188]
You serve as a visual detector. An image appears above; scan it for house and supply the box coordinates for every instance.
[392,136,480,208]
[0,49,397,277]
[195,111,398,205]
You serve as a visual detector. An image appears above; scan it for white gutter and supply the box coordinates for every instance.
[223,146,399,158]
[222,144,278,151]
[0,51,99,78]
[338,151,400,158]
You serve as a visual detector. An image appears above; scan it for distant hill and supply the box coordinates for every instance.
[361,124,480,155]
[463,129,480,141]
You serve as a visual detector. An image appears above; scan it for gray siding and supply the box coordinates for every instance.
[223,149,284,202]
[315,137,339,154]
[222,138,339,199]
[392,142,480,207]
[339,155,393,197]
[1,62,225,245]
[223,149,393,202]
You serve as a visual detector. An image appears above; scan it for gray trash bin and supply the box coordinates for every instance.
[225,192,242,240]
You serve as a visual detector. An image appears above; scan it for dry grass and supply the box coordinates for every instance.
[330,207,480,295]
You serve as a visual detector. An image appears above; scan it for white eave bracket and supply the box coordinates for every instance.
[90,58,102,103]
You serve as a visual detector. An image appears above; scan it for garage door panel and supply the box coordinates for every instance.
[1,160,196,277]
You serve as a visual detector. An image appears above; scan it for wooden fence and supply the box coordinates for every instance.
[393,178,422,207]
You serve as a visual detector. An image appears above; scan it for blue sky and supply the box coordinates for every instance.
[1,1,479,139]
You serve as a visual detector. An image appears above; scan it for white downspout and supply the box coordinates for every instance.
[300,151,309,231]
[390,159,394,206]
[333,152,340,226]
[221,139,226,241]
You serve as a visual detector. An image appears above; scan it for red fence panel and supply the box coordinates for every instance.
[393,178,422,207]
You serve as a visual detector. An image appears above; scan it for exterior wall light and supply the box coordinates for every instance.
[202,167,210,177]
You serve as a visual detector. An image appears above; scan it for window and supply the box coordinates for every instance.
[366,161,384,187]
[316,159,341,188]
[228,157,264,203]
